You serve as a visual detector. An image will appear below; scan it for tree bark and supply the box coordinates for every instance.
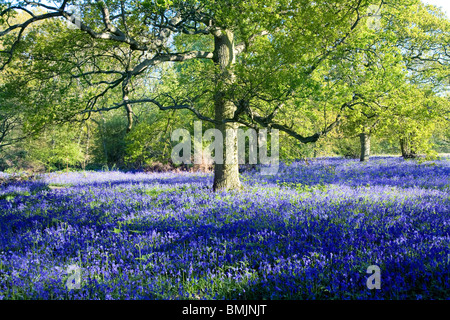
[123,83,133,133]
[359,132,370,162]
[400,136,416,159]
[84,123,90,170]
[100,113,109,163]
[212,30,241,191]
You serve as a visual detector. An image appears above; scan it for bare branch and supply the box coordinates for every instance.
[84,95,220,125]
[235,30,270,55]
[130,51,213,76]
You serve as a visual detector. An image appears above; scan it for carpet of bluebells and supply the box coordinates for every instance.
[0,157,449,300]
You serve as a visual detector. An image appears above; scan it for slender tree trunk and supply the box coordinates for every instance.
[359,132,370,162]
[212,30,241,191]
[84,123,90,170]
[123,83,133,133]
[100,113,109,164]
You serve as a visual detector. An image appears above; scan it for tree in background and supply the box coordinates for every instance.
[328,1,450,161]
[391,2,450,158]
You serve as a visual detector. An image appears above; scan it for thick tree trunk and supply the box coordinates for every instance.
[359,132,370,162]
[400,137,416,159]
[212,30,241,191]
